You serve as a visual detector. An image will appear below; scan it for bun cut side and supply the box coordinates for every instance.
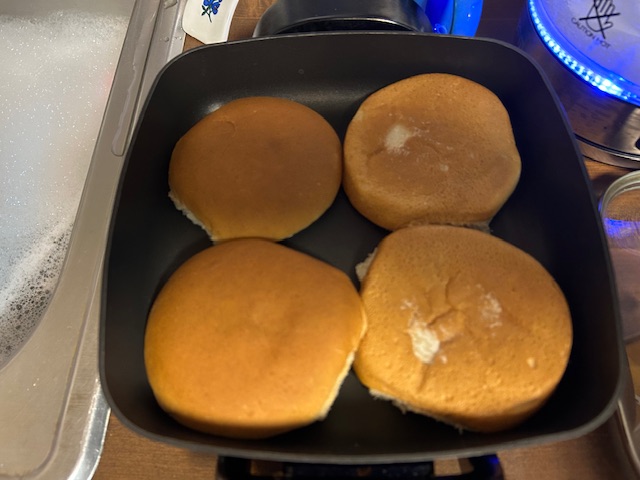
[353,225,573,432]
[144,239,367,439]
[169,96,342,242]
[343,73,521,230]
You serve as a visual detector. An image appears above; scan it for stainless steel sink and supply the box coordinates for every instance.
[0,1,186,477]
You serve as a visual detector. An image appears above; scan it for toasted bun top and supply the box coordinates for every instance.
[169,96,342,242]
[343,73,521,230]
[144,239,366,439]
[353,225,572,432]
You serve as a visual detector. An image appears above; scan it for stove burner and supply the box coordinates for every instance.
[527,0,639,107]
[216,455,503,479]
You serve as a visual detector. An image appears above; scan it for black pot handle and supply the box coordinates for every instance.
[217,454,503,479]
[253,0,433,37]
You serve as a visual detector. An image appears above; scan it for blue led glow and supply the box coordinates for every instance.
[528,0,640,106]
[603,217,640,242]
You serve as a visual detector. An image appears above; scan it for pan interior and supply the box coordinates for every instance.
[101,32,623,463]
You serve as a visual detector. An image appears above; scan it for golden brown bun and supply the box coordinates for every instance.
[169,97,342,242]
[144,239,366,439]
[353,225,572,432]
[343,73,521,230]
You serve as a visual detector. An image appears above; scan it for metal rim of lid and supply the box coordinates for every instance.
[600,170,640,214]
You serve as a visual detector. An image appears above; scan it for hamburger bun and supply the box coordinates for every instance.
[144,238,366,439]
[343,73,521,230]
[169,96,342,242]
[353,225,572,432]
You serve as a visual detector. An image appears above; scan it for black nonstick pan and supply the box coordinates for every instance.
[100,32,624,464]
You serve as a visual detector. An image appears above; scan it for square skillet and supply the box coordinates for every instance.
[101,32,624,463]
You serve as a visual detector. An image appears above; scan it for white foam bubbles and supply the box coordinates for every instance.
[0,11,129,366]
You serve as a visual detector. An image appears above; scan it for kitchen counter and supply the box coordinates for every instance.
[94,1,639,478]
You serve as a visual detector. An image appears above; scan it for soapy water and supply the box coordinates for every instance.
[0,12,129,366]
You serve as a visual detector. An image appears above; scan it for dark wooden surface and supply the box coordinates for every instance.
[94,1,639,478]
